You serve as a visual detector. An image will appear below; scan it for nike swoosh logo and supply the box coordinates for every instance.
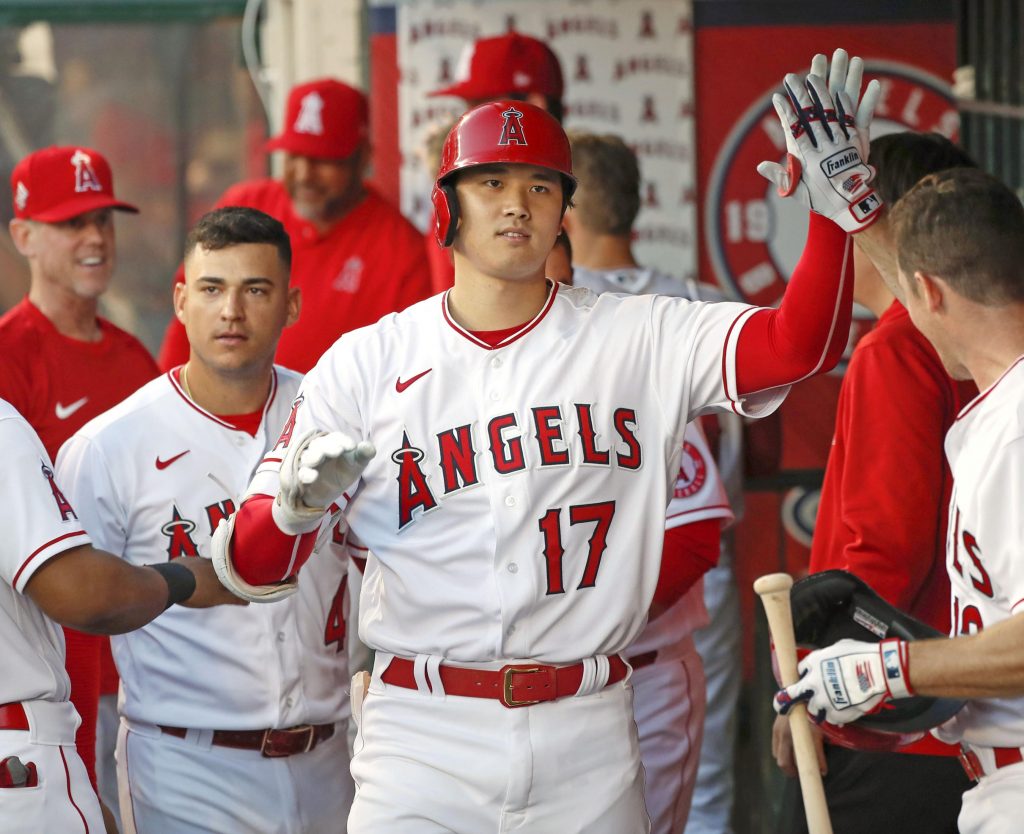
[396,369,432,393]
[55,397,89,420]
[155,451,190,470]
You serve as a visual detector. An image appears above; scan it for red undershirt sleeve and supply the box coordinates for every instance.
[651,518,721,609]
[735,214,854,395]
[231,494,319,586]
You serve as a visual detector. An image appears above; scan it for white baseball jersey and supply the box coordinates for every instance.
[250,283,785,664]
[935,356,1024,748]
[0,398,90,706]
[573,267,735,659]
[56,369,351,731]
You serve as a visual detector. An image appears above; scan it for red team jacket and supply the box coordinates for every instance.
[811,301,976,634]
[0,297,159,787]
[158,180,433,373]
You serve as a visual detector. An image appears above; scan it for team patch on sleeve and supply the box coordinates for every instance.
[41,462,78,522]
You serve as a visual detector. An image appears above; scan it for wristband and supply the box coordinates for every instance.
[147,562,197,609]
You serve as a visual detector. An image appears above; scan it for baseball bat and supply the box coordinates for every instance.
[754,572,833,834]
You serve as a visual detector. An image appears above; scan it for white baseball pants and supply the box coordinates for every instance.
[686,563,741,834]
[958,762,1024,834]
[631,640,706,834]
[348,657,650,833]
[117,717,353,833]
[0,700,104,833]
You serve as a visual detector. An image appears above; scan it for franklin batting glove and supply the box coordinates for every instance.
[758,64,883,233]
[774,638,914,725]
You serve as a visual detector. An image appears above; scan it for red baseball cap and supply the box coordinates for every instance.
[429,32,564,102]
[11,146,138,222]
[265,78,369,160]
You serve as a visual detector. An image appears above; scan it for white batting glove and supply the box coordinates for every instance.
[758,67,882,233]
[273,429,376,536]
[809,48,881,162]
[774,638,914,725]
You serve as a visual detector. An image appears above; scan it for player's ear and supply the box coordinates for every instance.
[285,286,302,328]
[173,281,187,323]
[8,218,33,257]
[915,271,945,313]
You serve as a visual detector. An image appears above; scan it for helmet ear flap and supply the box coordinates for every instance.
[431,181,460,248]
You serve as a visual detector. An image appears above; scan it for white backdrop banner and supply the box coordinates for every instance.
[386,0,696,280]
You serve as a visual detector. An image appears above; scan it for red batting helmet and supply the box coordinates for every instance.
[431,100,576,248]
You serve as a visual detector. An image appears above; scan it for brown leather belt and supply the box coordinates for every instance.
[0,703,29,731]
[381,655,629,708]
[959,744,1024,781]
[627,651,658,671]
[158,723,334,758]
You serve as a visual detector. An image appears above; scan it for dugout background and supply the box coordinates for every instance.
[0,1,1020,831]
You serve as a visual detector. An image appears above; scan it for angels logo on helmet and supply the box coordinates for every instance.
[498,106,528,146]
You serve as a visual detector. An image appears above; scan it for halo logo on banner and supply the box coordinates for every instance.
[71,149,102,193]
[705,62,958,317]
[295,91,326,135]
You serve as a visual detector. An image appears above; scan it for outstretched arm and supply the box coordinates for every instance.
[25,547,242,634]
[735,214,853,395]
[735,52,881,396]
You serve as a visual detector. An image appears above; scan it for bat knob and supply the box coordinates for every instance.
[754,572,794,595]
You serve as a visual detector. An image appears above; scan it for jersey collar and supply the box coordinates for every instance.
[441,280,560,351]
[168,366,280,433]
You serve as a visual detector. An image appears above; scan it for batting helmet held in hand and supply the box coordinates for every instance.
[783,570,965,751]
[431,101,576,247]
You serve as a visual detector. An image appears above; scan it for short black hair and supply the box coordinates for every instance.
[869,133,977,205]
[184,206,291,270]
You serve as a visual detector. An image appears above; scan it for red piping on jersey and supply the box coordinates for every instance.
[665,503,733,522]
[441,280,560,351]
[13,530,89,588]
[59,746,90,832]
[167,367,280,432]
[720,310,750,414]
[955,354,1024,422]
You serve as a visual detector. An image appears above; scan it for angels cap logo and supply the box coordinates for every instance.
[70,149,102,194]
[498,106,528,146]
[513,71,532,88]
[15,181,28,211]
[294,91,325,136]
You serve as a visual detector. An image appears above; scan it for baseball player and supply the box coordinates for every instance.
[214,56,878,832]
[57,207,355,833]
[774,167,1024,834]
[565,130,735,832]
[158,78,432,373]
[0,145,158,818]
[773,132,978,834]
[0,398,236,833]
